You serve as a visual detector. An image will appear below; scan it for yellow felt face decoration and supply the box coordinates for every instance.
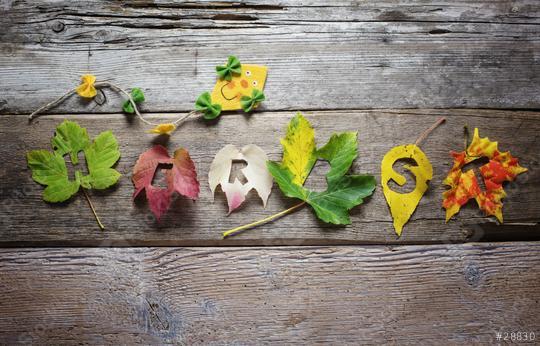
[211,64,268,111]
[381,144,433,236]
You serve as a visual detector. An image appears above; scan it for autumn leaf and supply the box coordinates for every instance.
[443,128,527,222]
[81,131,122,190]
[279,113,317,185]
[167,148,200,199]
[27,150,81,203]
[379,117,444,237]
[28,120,121,202]
[27,120,121,229]
[381,144,433,236]
[268,128,376,225]
[208,144,273,213]
[51,119,90,164]
[132,145,200,221]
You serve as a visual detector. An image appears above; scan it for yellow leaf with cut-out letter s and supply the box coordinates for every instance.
[381,144,433,236]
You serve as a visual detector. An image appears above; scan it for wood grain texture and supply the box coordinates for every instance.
[1,109,538,246]
[1,2,540,344]
[0,0,539,114]
[0,243,539,345]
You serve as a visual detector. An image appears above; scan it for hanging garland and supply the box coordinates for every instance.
[28,56,267,135]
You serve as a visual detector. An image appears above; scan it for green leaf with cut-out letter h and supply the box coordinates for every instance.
[28,120,121,202]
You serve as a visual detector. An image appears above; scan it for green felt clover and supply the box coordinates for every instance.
[216,56,241,81]
[122,87,145,113]
[240,88,265,113]
[195,92,222,120]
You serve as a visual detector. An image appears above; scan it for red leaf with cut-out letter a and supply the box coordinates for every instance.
[132,145,199,221]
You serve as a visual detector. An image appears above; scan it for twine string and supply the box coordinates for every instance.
[28,81,200,130]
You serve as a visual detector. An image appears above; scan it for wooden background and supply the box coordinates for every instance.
[1,1,539,344]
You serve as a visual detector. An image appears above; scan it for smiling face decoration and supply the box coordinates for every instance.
[211,64,268,111]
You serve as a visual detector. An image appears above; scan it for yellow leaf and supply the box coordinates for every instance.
[381,144,433,236]
[280,113,316,185]
[148,123,176,135]
[76,74,97,98]
[211,64,268,111]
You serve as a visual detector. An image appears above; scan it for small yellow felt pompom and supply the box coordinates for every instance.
[148,123,176,135]
[76,74,97,98]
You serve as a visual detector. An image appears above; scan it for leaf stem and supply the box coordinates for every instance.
[82,188,105,230]
[463,124,479,159]
[222,201,306,238]
[464,124,470,151]
[415,117,446,146]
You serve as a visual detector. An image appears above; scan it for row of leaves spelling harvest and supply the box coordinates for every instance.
[26,113,527,237]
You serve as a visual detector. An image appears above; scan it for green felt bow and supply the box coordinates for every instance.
[216,56,242,81]
[122,88,145,113]
[240,89,265,113]
[195,92,222,120]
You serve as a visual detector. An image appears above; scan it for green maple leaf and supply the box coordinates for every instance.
[81,131,122,190]
[267,115,376,224]
[51,119,89,164]
[27,120,121,203]
[26,150,81,202]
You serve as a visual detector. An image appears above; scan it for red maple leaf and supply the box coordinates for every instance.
[442,128,527,222]
[132,145,199,220]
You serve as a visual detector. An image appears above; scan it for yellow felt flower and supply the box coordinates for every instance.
[76,74,97,98]
[148,123,176,135]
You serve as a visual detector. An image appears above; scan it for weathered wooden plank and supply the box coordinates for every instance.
[0,243,538,344]
[0,1,539,113]
[4,0,540,25]
[1,109,538,246]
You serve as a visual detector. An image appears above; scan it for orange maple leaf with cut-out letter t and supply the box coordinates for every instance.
[442,128,527,223]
